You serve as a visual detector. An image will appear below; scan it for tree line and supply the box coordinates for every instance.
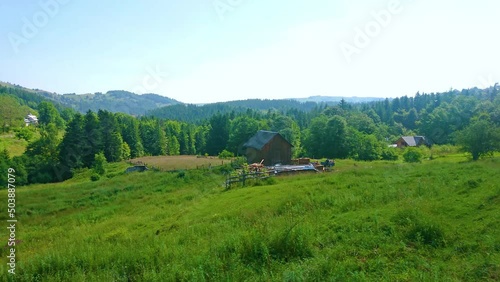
[1,84,499,185]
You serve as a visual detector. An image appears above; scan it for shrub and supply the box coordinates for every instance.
[403,147,423,163]
[90,173,100,182]
[92,152,107,175]
[353,134,383,161]
[381,148,399,161]
[431,144,459,157]
[14,126,35,142]
[218,149,234,159]
[263,177,277,186]
[176,170,186,178]
[231,157,247,169]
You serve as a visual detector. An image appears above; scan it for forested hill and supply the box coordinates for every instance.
[2,80,499,186]
[39,90,180,116]
[56,91,181,115]
[293,96,385,103]
[0,83,75,129]
[147,99,320,123]
[0,82,180,116]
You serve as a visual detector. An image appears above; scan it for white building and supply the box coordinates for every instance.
[24,113,38,126]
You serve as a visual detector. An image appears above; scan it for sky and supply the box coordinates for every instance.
[1,0,499,104]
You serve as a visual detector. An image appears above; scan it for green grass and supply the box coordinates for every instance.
[129,155,231,171]
[1,156,499,281]
[0,133,28,157]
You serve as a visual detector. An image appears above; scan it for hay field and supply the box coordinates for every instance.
[129,155,230,171]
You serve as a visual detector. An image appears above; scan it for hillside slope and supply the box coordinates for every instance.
[0,82,180,116]
[1,157,498,281]
[147,99,319,123]
[50,90,180,115]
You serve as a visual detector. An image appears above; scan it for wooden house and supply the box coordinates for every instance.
[243,130,293,166]
[395,136,429,148]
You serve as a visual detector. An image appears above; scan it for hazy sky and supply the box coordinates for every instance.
[1,0,499,103]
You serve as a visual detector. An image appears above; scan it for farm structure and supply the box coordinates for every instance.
[24,113,38,126]
[225,170,273,189]
[243,130,293,166]
[395,136,429,148]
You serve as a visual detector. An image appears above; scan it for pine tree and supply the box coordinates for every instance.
[205,113,230,155]
[59,113,85,173]
[98,110,123,162]
[120,116,143,158]
[82,110,102,167]
[108,131,124,162]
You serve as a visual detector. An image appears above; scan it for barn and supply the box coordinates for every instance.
[243,130,293,166]
[395,136,429,148]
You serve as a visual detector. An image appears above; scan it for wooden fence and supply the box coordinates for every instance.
[225,171,274,190]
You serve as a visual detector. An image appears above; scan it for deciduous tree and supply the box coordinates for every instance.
[455,118,500,160]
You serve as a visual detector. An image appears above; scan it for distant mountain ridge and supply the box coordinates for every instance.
[147,99,320,123]
[0,82,181,116]
[41,90,181,116]
[292,96,385,103]
[1,81,386,118]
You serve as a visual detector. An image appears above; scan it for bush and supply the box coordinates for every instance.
[218,149,234,159]
[381,148,399,161]
[231,157,247,169]
[14,126,35,142]
[213,164,234,175]
[92,152,107,175]
[431,144,459,157]
[263,177,277,186]
[353,134,382,161]
[176,170,186,178]
[90,173,100,182]
[403,147,423,163]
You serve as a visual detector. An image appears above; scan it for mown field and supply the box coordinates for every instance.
[1,155,499,281]
[129,155,230,171]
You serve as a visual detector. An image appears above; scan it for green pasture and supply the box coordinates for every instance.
[0,155,499,281]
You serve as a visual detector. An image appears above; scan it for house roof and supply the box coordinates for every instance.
[25,113,38,122]
[401,136,426,146]
[243,130,293,150]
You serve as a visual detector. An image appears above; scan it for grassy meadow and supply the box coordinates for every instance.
[129,155,230,171]
[1,155,499,281]
[0,134,28,157]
